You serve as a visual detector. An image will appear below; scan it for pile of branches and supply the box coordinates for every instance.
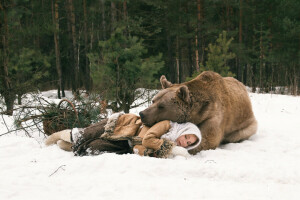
[12,93,108,137]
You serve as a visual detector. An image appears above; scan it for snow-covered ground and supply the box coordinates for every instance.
[0,92,300,200]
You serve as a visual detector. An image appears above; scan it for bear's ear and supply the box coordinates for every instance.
[160,75,173,89]
[176,85,190,104]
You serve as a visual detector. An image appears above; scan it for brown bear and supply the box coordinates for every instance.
[139,71,257,154]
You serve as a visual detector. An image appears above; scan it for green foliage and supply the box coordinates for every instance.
[9,48,51,95]
[89,28,164,112]
[1,0,300,114]
[203,31,236,77]
[187,31,236,81]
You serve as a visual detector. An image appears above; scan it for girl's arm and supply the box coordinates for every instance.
[142,120,171,150]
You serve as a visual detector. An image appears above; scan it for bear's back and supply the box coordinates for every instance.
[188,72,254,132]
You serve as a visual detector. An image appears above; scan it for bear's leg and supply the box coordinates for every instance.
[223,118,257,143]
[188,120,224,154]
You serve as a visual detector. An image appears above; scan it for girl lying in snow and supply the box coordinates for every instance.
[45,113,201,158]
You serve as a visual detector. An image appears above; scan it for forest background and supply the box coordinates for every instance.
[1,0,299,115]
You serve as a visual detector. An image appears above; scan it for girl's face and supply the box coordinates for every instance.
[176,134,197,148]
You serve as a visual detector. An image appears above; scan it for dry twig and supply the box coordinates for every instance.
[49,165,66,177]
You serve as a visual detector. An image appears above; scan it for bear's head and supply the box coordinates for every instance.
[139,75,191,127]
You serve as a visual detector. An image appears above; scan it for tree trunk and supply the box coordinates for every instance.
[123,1,128,21]
[259,23,264,91]
[252,64,257,93]
[187,33,193,77]
[195,36,200,73]
[176,36,180,83]
[83,0,91,93]
[165,19,174,82]
[237,0,243,81]
[100,0,106,40]
[196,0,203,68]
[0,3,15,115]
[66,0,79,95]
[293,65,298,95]
[52,0,64,99]
[17,94,22,105]
[90,21,94,50]
[167,34,174,82]
[123,1,128,36]
[116,56,120,107]
[111,2,116,33]
[246,63,252,87]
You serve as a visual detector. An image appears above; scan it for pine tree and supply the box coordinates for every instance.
[9,48,51,104]
[89,28,164,113]
[204,31,236,77]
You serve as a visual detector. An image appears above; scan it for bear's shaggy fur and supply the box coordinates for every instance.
[139,71,257,154]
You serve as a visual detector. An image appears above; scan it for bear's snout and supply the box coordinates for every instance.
[139,110,154,126]
[139,111,144,120]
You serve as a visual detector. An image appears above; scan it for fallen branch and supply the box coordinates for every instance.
[0,122,42,137]
[0,113,10,132]
[49,165,66,177]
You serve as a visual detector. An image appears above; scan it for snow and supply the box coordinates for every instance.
[1,92,300,200]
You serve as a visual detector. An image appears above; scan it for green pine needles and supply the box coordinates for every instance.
[188,31,236,81]
[89,28,164,113]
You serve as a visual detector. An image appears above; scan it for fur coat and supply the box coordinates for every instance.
[72,113,175,158]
